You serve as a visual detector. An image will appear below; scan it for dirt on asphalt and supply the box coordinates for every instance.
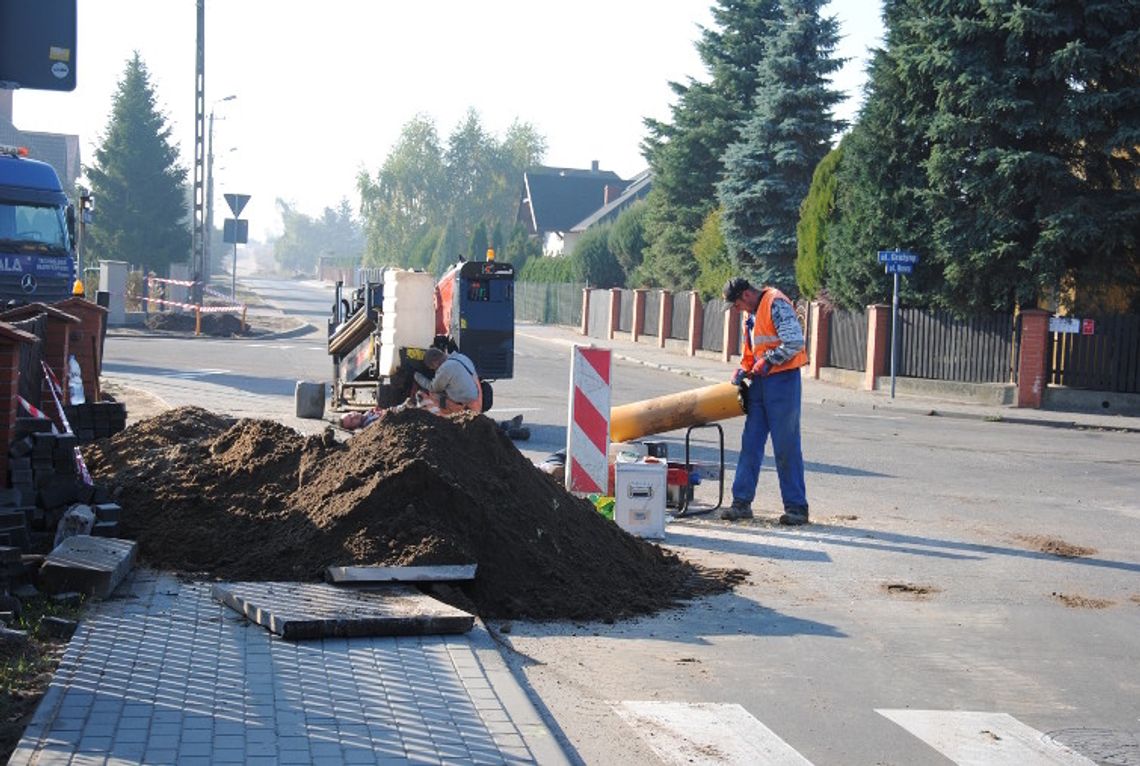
[82,406,745,621]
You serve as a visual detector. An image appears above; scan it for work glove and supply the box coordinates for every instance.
[731,368,748,386]
[751,359,772,377]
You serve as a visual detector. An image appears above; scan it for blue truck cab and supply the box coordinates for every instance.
[0,144,77,304]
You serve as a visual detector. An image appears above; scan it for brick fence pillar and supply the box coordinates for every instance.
[580,288,590,336]
[723,306,740,364]
[631,289,646,343]
[865,304,891,390]
[807,301,831,380]
[607,288,621,340]
[687,293,702,356]
[658,291,672,349]
[1016,309,1051,408]
[0,324,39,487]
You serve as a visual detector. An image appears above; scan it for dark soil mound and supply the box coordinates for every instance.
[83,406,744,621]
[146,312,248,337]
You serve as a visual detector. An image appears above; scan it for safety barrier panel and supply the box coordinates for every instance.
[145,276,247,335]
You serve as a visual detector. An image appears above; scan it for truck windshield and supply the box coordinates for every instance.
[0,200,70,253]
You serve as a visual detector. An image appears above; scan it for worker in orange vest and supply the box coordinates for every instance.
[722,277,809,525]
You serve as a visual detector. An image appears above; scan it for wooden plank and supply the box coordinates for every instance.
[212,581,475,640]
[325,564,477,584]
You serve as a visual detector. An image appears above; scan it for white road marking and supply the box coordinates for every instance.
[877,710,1097,765]
[614,701,814,765]
[161,369,230,380]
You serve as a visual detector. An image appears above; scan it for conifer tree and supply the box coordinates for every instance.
[718,0,844,295]
[639,0,782,289]
[85,53,189,273]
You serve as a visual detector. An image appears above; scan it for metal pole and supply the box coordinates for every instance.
[205,109,215,288]
[891,270,899,399]
[191,0,206,306]
[232,241,238,301]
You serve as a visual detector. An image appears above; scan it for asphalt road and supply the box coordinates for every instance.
[102,276,1140,765]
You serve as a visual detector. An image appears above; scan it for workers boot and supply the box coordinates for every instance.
[720,501,753,521]
[779,506,809,526]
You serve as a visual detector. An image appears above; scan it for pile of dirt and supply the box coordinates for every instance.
[146,312,248,337]
[82,406,744,621]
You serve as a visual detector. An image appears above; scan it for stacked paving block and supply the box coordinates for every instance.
[6,417,117,552]
[64,400,128,443]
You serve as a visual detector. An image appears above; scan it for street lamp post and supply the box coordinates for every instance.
[205,94,236,289]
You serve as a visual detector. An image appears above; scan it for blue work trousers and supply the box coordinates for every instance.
[731,368,808,511]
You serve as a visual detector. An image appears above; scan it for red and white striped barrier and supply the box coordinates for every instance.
[565,346,611,495]
[147,276,197,288]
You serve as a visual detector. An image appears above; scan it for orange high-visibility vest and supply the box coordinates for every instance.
[742,287,807,374]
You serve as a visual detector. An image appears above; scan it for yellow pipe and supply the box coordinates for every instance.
[610,382,743,443]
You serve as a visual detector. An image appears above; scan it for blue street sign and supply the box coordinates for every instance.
[885,263,914,274]
[878,250,920,265]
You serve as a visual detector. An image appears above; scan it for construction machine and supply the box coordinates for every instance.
[327,260,514,412]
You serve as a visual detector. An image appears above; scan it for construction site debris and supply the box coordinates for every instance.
[145,311,248,337]
[83,406,745,620]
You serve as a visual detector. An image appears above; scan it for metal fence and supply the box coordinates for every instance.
[618,289,633,333]
[897,308,1015,383]
[587,288,610,339]
[828,308,866,371]
[1049,314,1140,393]
[515,282,585,326]
[669,293,691,340]
[641,289,662,338]
[701,299,727,353]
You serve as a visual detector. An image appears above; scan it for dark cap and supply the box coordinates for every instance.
[722,277,752,303]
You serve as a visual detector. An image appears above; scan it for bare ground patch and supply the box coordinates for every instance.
[1015,535,1096,558]
[882,582,940,598]
[1051,592,1114,609]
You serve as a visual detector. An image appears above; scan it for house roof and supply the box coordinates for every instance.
[521,166,626,234]
[570,169,652,233]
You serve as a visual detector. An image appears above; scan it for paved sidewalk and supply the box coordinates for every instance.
[518,322,1140,433]
[12,571,569,766]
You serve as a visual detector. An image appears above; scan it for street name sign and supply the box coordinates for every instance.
[878,250,920,265]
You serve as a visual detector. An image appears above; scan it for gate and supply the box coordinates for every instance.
[1049,315,1140,393]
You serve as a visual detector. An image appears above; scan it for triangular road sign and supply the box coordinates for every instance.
[224,193,251,217]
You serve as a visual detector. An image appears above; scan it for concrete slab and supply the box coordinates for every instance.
[325,563,477,583]
[37,536,137,599]
[212,581,475,640]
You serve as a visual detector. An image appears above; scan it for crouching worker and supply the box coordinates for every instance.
[413,347,483,414]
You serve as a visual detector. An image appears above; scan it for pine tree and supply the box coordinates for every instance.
[718,0,845,295]
[825,0,942,311]
[85,53,189,273]
[795,143,842,299]
[917,0,1140,311]
[639,0,783,289]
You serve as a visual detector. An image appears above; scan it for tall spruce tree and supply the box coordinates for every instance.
[85,53,189,273]
[717,0,844,295]
[825,0,942,311]
[639,0,782,289]
[917,0,1140,312]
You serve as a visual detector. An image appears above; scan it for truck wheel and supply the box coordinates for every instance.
[295,381,326,419]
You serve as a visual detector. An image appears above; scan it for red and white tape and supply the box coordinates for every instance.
[39,361,93,486]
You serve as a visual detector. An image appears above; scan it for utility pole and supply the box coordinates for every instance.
[191,0,206,305]
[204,95,236,290]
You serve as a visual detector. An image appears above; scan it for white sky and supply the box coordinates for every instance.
[12,1,884,241]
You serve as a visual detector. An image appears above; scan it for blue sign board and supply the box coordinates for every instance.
[878,250,920,265]
[0,254,73,278]
[885,263,914,274]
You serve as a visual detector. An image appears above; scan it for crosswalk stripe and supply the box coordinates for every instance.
[877,710,1097,765]
[614,701,814,765]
